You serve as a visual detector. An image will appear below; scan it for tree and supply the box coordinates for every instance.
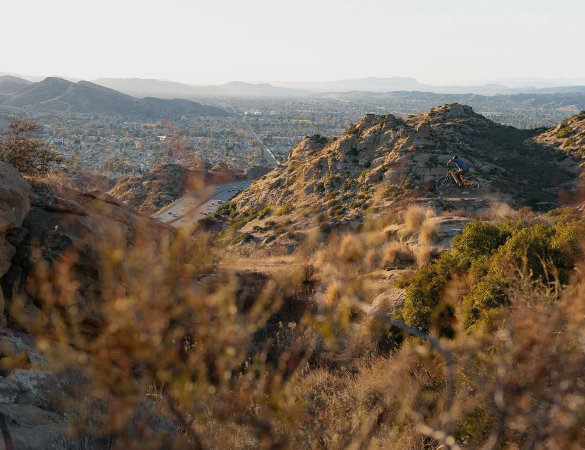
[0,114,61,173]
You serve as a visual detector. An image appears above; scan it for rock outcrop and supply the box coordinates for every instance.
[0,165,177,448]
[4,188,172,335]
[107,162,252,215]
[221,104,581,250]
[533,110,585,160]
[0,162,34,326]
[0,326,178,449]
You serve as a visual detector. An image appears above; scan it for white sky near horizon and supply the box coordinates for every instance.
[2,0,584,86]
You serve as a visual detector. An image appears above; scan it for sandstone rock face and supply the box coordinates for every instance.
[0,162,34,326]
[0,169,178,448]
[3,188,173,336]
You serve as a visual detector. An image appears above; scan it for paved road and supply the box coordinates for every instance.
[154,180,252,228]
[224,100,279,167]
[242,113,280,167]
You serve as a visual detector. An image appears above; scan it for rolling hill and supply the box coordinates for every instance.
[93,78,310,98]
[0,75,31,93]
[0,77,229,117]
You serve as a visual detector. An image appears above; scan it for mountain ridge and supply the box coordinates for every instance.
[93,76,585,98]
[0,77,229,117]
[92,77,310,98]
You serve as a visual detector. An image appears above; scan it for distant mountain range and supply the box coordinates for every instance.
[0,76,229,117]
[2,73,585,107]
[276,76,585,95]
[92,78,309,98]
[91,76,585,98]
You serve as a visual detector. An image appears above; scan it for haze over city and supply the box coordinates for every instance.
[3,0,585,86]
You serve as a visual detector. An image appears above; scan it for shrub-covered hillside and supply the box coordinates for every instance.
[219,104,580,252]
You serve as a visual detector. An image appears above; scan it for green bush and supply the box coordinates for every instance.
[216,202,235,217]
[451,221,512,259]
[275,204,293,216]
[401,252,462,335]
[342,179,353,191]
[257,207,272,219]
[556,126,574,139]
[230,233,254,245]
[330,205,346,218]
[401,216,585,334]
[229,218,249,230]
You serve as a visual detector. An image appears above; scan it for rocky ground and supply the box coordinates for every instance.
[0,162,177,449]
[534,110,585,161]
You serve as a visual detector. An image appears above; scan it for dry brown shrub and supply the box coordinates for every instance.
[322,281,343,309]
[10,178,585,449]
[404,206,428,233]
[382,240,416,269]
[415,245,434,267]
[419,219,439,245]
[363,210,399,232]
[339,234,365,263]
[363,247,381,270]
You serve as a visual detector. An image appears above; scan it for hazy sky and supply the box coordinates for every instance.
[2,0,584,85]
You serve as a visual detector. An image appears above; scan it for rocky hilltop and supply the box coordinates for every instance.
[533,110,585,160]
[221,104,580,249]
[107,163,268,215]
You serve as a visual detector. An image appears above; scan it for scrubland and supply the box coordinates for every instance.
[11,199,585,449]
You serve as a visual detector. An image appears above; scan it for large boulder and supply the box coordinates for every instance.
[3,188,173,335]
[0,162,34,326]
[0,171,179,448]
[0,329,178,449]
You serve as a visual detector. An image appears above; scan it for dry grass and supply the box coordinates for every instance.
[381,240,416,269]
[9,177,585,449]
[25,170,113,210]
[339,234,366,263]
[404,206,428,233]
[419,219,439,245]
[415,244,435,267]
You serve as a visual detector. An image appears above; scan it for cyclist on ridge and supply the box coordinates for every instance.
[446,155,470,187]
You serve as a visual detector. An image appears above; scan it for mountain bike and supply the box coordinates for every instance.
[436,169,480,191]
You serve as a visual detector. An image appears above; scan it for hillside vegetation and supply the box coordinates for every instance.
[534,110,585,159]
